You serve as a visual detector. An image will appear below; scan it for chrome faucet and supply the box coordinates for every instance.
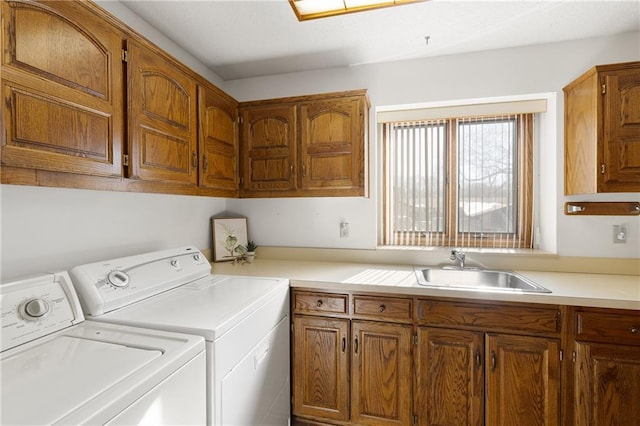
[450,249,466,268]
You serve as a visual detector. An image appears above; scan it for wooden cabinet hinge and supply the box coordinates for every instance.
[601,83,606,95]
[122,48,128,63]
[123,154,129,167]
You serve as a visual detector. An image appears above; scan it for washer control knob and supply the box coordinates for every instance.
[23,299,50,319]
[107,270,130,288]
[171,259,180,268]
[193,254,201,261]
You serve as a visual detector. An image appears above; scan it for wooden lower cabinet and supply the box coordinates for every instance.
[351,320,412,426]
[416,328,559,426]
[574,342,640,425]
[485,334,560,426]
[293,315,350,422]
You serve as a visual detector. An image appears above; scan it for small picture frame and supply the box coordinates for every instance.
[212,217,248,262]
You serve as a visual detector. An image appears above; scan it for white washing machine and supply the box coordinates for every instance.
[70,246,291,426]
[0,271,206,425]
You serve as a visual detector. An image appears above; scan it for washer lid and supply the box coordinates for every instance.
[1,335,161,425]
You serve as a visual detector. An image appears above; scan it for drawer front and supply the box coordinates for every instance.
[418,300,560,334]
[294,291,348,315]
[576,310,640,345]
[353,295,412,322]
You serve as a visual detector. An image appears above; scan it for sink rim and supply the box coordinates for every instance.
[413,266,552,294]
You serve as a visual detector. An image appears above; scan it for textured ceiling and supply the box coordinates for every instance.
[120,0,640,80]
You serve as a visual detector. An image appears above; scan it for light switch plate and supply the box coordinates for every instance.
[613,224,627,244]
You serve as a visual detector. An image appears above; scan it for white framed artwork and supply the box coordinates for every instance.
[212,217,248,262]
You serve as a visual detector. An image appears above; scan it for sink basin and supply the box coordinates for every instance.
[414,267,551,293]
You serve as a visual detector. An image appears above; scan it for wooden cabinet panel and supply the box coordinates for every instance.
[602,67,640,188]
[198,84,238,193]
[293,315,350,422]
[564,61,640,194]
[485,334,560,426]
[293,291,349,316]
[416,327,483,426]
[576,310,640,345]
[299,96,365,192]
[351,320,412,426]
[353,295,412,323]
[574,342,640,426]
[127,39,197,185]
[1,0,123,177]
[418,299,560,335]
[240,105,297,192]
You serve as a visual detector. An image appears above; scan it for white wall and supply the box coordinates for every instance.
[225,31,640,259]
[0,185,226,280]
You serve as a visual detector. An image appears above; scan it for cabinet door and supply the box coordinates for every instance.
[601,67,640,191]
[416,327,483,426]
[1,0,123,177]
[574,342,640,426]
[198,85,238,193]
[292,315,350,422]
[351,320,412,426]
[485,334,560,426]
[127,40,197,185]
[299,96,365,194]
[240,105,296,192]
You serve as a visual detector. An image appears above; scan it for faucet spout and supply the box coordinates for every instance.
[450,249,466,268]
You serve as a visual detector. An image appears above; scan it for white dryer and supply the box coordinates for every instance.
[70,246,291,426]
[0,271,206,425]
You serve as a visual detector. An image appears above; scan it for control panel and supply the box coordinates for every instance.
[1,272,83,352]
[70,246,211,316]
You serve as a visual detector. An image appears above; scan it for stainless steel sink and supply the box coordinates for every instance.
[414,267,551,293]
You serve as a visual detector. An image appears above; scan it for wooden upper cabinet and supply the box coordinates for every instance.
[299,95,366,194]
[1,0,124,177]
[198,84,238,194]
[126,39,198,185]
[239,90,369,197]
[240,104,297,193]
[564,61,640,194]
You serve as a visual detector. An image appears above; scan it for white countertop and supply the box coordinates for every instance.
[212,259,640,310]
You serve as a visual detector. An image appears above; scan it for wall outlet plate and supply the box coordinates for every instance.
[340,222,349,238]
[613,224,627,244]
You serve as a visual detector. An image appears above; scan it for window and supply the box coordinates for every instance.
[381,113,534,249]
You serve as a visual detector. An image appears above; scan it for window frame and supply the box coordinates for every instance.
[382,113,534,249]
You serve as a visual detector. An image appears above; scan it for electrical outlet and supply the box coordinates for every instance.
[613,224,627,244]
[340,222,349,238]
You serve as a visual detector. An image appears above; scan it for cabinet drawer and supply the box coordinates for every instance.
[418,300,560,335]
[353,295,412,322]
[576,310,640,345]
[294,291,348,315]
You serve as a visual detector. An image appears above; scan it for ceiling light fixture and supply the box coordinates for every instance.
[289,0,428,21]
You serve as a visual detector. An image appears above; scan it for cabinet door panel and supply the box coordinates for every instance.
[352,320,412,426]
[575,342,640,426]
[198,85,238,192]
[293,315,349,422]
[602,67,640,189]
[416,327,483,426]
[127,40,197,185]
[1,0,123,177]
[486,334,560,426]
[300,97,364,191]
[241,105,296,192]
